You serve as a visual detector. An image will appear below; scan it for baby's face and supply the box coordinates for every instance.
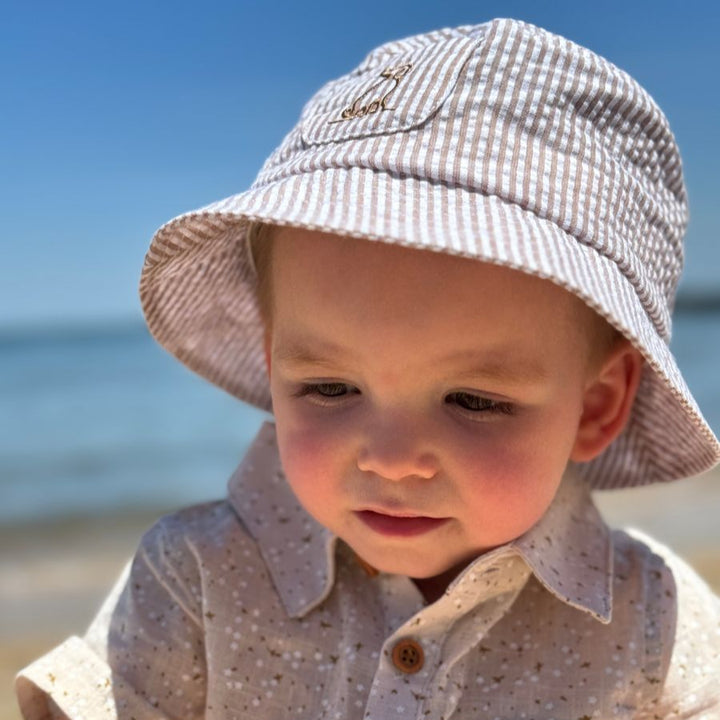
[266,227,599,581]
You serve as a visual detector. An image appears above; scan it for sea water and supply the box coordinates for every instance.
[1,312,719,525]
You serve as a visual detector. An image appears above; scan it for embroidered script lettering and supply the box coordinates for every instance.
[329,63,413,124]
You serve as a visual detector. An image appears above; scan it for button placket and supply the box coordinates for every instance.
[363,639,433,720]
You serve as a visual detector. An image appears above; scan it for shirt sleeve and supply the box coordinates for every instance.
[636,538,720,720]
[15,516,208,720]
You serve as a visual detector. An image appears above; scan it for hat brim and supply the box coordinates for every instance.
[140,167,720,489]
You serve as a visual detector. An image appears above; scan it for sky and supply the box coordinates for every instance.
[2,0,719,329]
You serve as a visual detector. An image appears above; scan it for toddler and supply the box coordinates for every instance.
[17,18,720,720]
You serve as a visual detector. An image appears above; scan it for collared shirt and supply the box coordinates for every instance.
[16,422,720,719]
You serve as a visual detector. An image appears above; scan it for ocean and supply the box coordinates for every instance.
[2,311,719,526]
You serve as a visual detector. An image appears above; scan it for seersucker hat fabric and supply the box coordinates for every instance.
[140,18,719,489]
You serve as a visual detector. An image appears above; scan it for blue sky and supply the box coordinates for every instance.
[2,0,719,329]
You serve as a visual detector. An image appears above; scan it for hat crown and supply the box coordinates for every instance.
[253,18,687,342]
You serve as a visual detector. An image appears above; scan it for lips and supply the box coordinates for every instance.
[355,509,450,537]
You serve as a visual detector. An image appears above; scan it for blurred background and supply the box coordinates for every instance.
[2,1,719,716]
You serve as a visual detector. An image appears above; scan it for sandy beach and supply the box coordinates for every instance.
[3,471,719,720]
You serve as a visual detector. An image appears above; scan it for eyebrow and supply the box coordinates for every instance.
[451,352,550,385]
[273,338,549,385]
[273,338,352,369]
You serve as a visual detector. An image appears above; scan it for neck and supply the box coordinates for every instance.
[412,559,473,603]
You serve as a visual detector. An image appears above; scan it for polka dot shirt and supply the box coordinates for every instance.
[16,423,720,719]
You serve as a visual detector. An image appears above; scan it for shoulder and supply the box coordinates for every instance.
[611,527,719,621]
[129,499,270,609]
[132,499,253,576]
[142,497,252,544]
[137,498,256,560]
[611,528,720,718]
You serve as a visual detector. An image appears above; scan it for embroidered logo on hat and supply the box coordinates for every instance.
[301,29,482,145]
[328,63,413,124]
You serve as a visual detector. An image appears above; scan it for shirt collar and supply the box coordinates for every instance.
[228,422,613,623]
[227,422,337,617]
[509,467,613,623]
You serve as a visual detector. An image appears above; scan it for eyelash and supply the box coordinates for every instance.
[291,382,362,408]
[293,384,515,415]
[445,391,515,416]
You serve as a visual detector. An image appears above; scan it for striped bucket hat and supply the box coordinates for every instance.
[140,18,719,489]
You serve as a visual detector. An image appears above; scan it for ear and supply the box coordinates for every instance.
[570,340,644,463]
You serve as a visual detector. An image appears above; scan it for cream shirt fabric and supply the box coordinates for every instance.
[16,422,720,719]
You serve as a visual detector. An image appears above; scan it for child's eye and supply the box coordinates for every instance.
[445,391,514,415]
[294,382,360,404]
[311,382,354,397]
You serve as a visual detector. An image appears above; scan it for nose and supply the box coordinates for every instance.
[356,420,439,481]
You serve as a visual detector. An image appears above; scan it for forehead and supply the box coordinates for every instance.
[268,227,590,366]
[270,226,582,319]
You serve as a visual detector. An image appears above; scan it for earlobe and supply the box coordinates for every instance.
[570,341,644,463]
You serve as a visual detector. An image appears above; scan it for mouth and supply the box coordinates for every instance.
[354,509,450,537]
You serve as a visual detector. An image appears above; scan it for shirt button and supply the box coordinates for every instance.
[391,639,424,674]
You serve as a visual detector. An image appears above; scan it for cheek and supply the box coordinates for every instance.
[452,409,581,531]
[273,403,354,510]
[456,409,578,479]
[276,420,326,485]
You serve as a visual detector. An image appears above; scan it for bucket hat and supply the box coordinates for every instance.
[140,18,719,489]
